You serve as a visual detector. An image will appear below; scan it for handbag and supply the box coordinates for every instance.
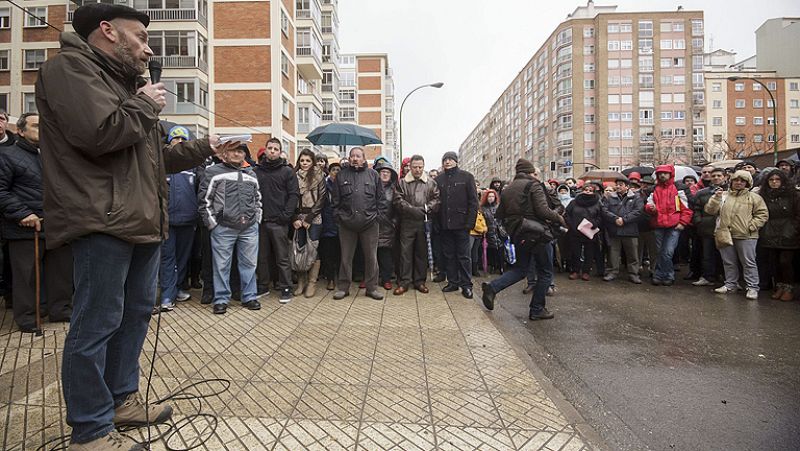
[504,238,516,265]
[291,230,319,272]
[713,194,733,249]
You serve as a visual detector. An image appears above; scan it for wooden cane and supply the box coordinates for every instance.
[33,227,43,336]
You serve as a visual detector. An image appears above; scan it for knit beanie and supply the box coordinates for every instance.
[514,158,536,174]
[441,151,459,163]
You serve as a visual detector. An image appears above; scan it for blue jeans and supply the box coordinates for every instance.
[654,227,681,282]
[527,241,555,287]
[489,241,552,314]
[210,223,258,305]
[63,234,160,444]
[159,224,196,304]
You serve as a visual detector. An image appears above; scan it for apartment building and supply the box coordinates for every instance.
[339,53,397,163]
[459,1,704,185]
[705,72,800,161]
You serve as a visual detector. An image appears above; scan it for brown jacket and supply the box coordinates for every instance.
[496,172,563,238]
[393,171,440,224]
[35,33,213,248]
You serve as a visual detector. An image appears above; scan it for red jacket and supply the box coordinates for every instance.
[645,165,693,228]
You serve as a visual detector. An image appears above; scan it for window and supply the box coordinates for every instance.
[674,22,685,32]
[735,99,745,108]
[608,112,620,121]
[661,111,673,120]
[639,39,653,54]
[281,96,290,118]
[607,23,619,33]
[584,96,595,107]
[767,81,777,90]
[790,82,799,91]
[753,117,764,125]
[691,19,704,36]
[673,57,685,68]
[24,7,47,28]
[674,93,685,103]
[583,45,595,55]
[752,98,763,108]
[584,63,594,72]
[792,134,800,143]
[661,128,673,138]
[639,91,654,107]
[0,8,9,29]
[174,81,194,104]
[584,132,595,142]
[661,93,672,103]
[639,56,653,72]
[639,21,653,37]
[692,38,703,50]
[693,73,704,89]
[713,100,722,109]
[660,40,672,50]
[0,50,8,71]
[673,75,685,85]
[693,55,703,71]
[608,41,620,51]
[281,52,289,76]
[734,83,744,91]
[735,134,746,144]
[660,75,672,86]
[768,134,776,143]
[280,10,289,35]
[583,79,595,89]
[620,23,632,33]
[674,111,685,120]
[791,99,800,109]
[608,94,619,105]
[660,58,671,68]
[608,146,620,155]
[753,134,763,143]
[0,93,6,112]
[609,130,621,139]
[640,74,654,88]
[660,22,672,33]
[621,40,632,51]
[674,40,685,49]
[791,116,799,126]
[620,59,632,69]
[339,106,355,121]
[735,117,745,125]
[713,134,723,143]
[584,27,594,37]
[621,112,633,121]
[24,49,46,70]
[621,94,632,104]
[712,117,722,126]
[768,99,775,108]
[768,117,775,125]
[23,93,37,113]
[608,59,619,69]
[752,83,761,91]
[584,114,595,124]
[584,148,595,158]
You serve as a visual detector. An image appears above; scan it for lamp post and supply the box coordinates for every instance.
[399,82,444,163]
[728,76,779,165]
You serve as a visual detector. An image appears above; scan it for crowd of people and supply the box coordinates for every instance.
[3,112,800,330]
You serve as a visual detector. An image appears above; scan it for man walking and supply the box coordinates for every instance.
[35,4,235,449]
[255,138,298,303]
[481,159,565,319]
[644,165,693,286]
[0,113,73,331]
[331,147,385,300]
[435,151,478,299]
[199,145,262,314]
[601,177,644,283]
[393,155,440,295]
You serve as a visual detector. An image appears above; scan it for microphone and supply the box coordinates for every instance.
[148,60,162,84]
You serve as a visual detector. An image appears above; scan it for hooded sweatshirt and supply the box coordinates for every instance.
[644,164,693,228]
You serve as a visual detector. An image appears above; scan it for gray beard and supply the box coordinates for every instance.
[113,37,146,78]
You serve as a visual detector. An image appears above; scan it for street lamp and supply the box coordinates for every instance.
[399,82,444,163]
[728,76,779,165]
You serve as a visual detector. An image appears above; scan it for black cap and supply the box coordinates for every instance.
[442,151,459,163]
[72,3,150,39]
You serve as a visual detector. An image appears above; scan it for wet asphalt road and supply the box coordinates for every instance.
[488,269,800,451]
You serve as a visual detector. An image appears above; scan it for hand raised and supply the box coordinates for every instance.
[137,82,166,109]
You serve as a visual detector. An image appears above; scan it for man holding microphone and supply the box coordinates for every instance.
[35,4,241,450]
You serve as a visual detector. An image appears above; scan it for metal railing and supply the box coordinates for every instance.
[150,55,206,71]
[69,8,204,22]
[639,118,654,125]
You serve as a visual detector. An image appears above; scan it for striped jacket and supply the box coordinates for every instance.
[198,162,262,230]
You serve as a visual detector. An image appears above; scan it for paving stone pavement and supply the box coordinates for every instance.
[0,284,594,450]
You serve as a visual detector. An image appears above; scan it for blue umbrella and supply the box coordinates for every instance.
[306,123,382,146]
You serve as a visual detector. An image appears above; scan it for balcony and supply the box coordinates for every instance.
[556,139,573,147]
[322,113,334,121]
[296,47,323,80]
[555,88,572,98]
[639,118,654,125]
[556,70,572,81]
[150,55,208,73]
[67,7,207,27]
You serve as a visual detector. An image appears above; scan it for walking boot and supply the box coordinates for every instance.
[113,392,173,427]
[771,284,785,300]
[780,286,794,302]
[294,272,307,296]
[326,279,336,290]
[305,261,321,298]
[68,430,144,451]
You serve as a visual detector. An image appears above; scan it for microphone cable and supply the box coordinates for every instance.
[4,1,237,449]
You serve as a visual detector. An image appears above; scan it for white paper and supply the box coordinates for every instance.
[578,218,599,239]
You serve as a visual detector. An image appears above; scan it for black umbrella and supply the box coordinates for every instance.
[621,166,655,177]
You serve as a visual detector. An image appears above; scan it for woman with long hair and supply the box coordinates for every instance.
[757,169,800,301]
[481,189,506,274]
[293,148,327,297]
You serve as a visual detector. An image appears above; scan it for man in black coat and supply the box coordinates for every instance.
[255,138,299,303]
[0,113,73,332]
[331,147,386,300]
[601,177,644,283]
[435,151,478,299]
[689,167,726,286]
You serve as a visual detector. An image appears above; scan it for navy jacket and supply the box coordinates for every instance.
[435,167,478,231]
[0,138,46,240]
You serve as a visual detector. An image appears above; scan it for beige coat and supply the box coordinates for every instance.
[704,170,769,241]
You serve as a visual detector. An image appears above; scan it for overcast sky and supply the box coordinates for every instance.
[338,0,800,168]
